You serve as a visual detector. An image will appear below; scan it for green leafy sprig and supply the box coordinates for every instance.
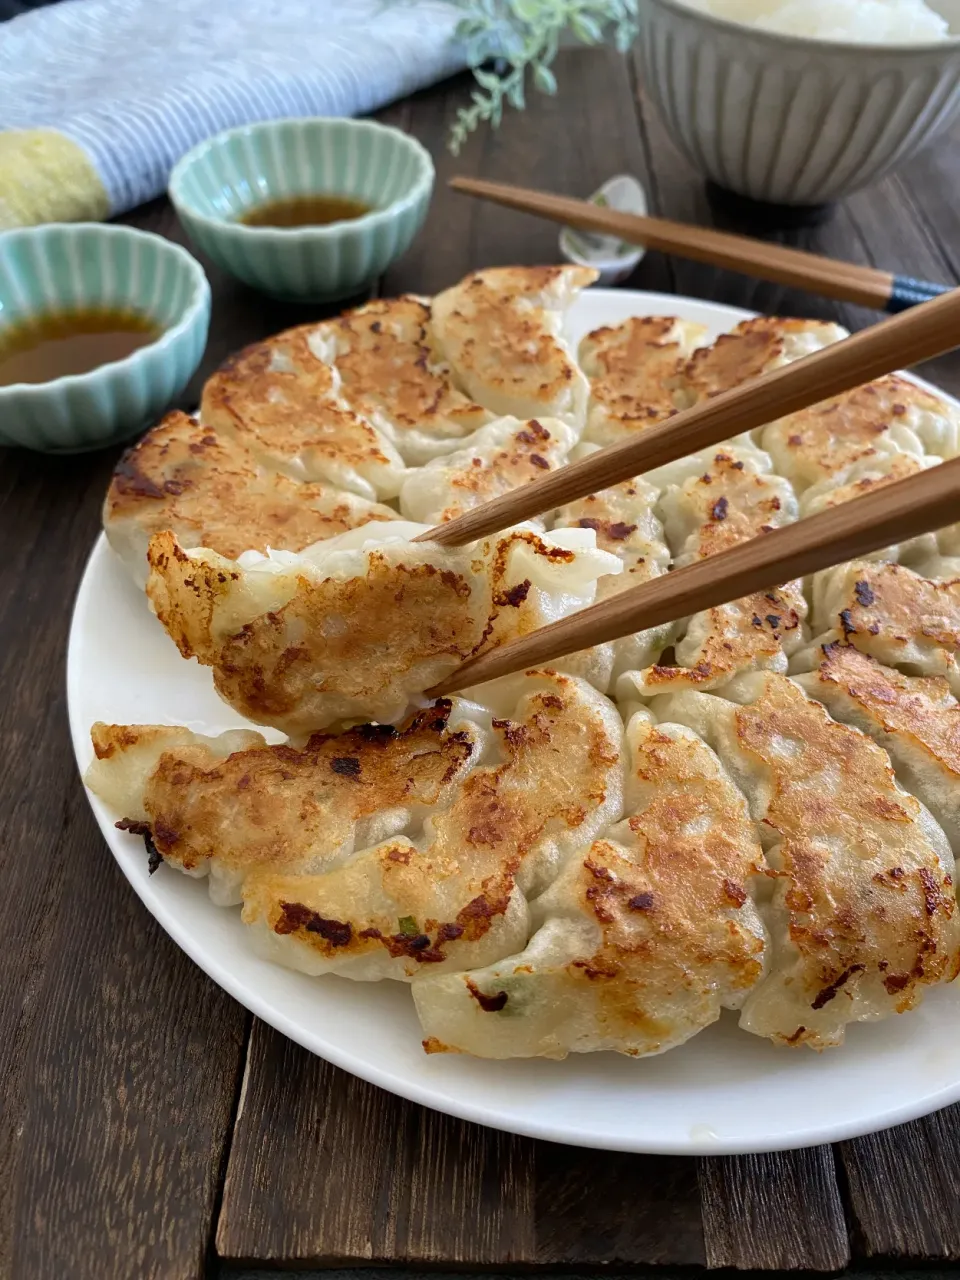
[447,1,639,153]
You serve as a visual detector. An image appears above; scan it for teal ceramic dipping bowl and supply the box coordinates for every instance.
[168,118,434,302]
[0,223,210,453]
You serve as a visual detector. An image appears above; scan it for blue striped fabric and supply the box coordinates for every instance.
[1,0,466,214]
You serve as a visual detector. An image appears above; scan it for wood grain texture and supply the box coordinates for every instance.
[0,449,249,1280]
[839,1106,960,1260]
[534,1144,704,1266]
[700,1150,849,1271]
[383,47,653,298]
[216,1023,538,1267]
[217,1028,705,1269]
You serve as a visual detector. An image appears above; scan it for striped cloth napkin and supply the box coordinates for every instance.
[0,0,466,228]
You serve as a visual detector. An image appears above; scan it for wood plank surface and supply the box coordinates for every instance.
[699,1151,849,1271]
[216,1030,706,1269]
[534,1143,704,1266]
[216,1024,538,1267]
[384,47,653,296]
[0,448,249,1279]
[3,38,960,1277]
[839,1107,960,1260]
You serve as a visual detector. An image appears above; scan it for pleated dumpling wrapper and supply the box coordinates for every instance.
[399,416,577,525]
[144,520,622,734]
[430,265,596,429]
[200,324,407,501]
[683,316,848,407]
[798,451,943,566]
[413,706,767,1059]
[628,317,848,491]
[555,465,675,682]
[578,315,708,446]
[760,374,947,494]
[239,670,625,981]
[627,444,807,695]
[808,555,960,696]
[86,698,487,907]
[647,672,960,1049]
[307,296,495,466]
[102,410,395,587]
[792,640,960,852]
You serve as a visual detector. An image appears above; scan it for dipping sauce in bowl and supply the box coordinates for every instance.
[0,307,161,387]
[0,222,209,452]
[239,193,373,228]
[168,117,434,301]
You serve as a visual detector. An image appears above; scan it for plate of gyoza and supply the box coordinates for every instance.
[70,266,960,1154]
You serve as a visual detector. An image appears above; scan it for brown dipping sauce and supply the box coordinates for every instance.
[239,193,372,228]
[0,308,161,386]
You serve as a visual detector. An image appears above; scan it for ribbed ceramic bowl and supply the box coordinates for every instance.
[0,224,210,453]
[168,118,435,301]
[637,0,960,205]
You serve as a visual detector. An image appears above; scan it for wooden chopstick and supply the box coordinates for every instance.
[414,286,960,549]
[427,453,960,696]
[449,175,949,314]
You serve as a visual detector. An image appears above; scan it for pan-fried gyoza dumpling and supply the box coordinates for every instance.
[399,416,577,525]
[102,411,395,586]
[792,641,960,851]
[612,318,845,493]
[241,671,625,981]
[145,521,621,733]
[555,471,674,679]
[200,325,407,501]
[308,296,495,465]
[145,522,487,733]
[640,433,775,494]
[808,557,960,695]
[412,707,767,1058]
[651,673,960,1048]
[475,522,624,695]
[657,446,799,557]
[628,448,806,695]
[683,316,848,407]
[825,376,960,460]
[760,376,933,493]
[578,316,708,446]
[798,451,942,565]
[86,699,487,905]
[430,265,596,428]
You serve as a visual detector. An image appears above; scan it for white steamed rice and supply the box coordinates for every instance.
[677,0,951,42]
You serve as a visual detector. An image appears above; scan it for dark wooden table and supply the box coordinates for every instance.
[3,48,960,1280]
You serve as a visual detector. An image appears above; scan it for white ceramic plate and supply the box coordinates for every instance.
[68,288,960,1156]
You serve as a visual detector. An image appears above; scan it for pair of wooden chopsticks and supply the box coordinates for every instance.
[449,175,949,314]
[421,286,960,697]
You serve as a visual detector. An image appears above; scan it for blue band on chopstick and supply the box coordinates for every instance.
[887,276,952,313]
